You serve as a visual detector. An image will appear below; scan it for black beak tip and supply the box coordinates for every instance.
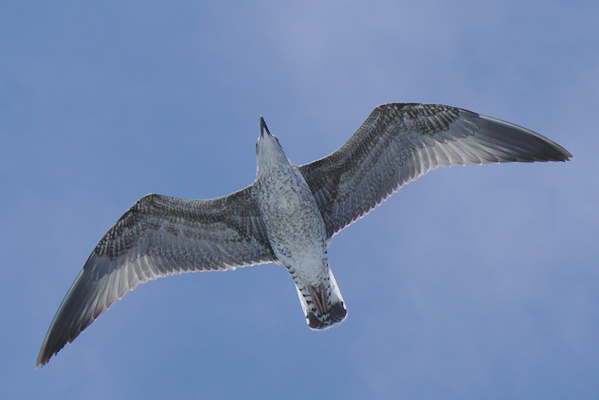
[260,116,269,136]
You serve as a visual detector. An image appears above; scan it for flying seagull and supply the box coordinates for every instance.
[37,103,571,366]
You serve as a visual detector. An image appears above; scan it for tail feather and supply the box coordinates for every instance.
[306,301,347,329]
[294,267,347,330]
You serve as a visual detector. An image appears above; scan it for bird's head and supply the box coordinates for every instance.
[256,116,288,169]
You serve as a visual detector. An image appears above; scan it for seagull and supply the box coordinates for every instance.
[37,103,571,366]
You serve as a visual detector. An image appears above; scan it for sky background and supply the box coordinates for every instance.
[1,1,598,399]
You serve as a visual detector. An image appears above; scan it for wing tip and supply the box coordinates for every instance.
[561,149,573,162]
[536,145,572,163]
[36,354,50,368]
[36,342,62,368]
[476,112,573,163]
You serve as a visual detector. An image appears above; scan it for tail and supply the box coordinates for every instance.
[294,267,347,330]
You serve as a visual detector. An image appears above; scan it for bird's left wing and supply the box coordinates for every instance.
[37,185,275,366]
[299,103,571,239]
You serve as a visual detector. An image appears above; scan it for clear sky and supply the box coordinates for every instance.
[1,1,597,399]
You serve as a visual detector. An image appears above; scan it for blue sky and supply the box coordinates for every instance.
[1,1,597,398]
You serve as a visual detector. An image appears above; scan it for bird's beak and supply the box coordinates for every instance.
[260,116,271,138]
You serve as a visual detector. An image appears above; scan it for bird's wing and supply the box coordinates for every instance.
[299,103,571,239]
[37,185,275,366]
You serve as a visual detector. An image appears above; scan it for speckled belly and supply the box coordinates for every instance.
[257,166,327,285]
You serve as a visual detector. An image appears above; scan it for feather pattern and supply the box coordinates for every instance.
[299,103,572,238]
[37,186,275,366]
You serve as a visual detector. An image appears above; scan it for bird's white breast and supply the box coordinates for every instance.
[256,161,328,286]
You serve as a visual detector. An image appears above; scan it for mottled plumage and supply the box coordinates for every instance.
[37,103,571,367]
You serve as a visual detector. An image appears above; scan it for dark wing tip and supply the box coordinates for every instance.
[557,147,573,162]
[36,341,66,368]
[36,315,74,367]
[36,268,103,367]
[556,150,573,162]
[475,113,573,163]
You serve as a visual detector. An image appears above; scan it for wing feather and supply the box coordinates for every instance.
[37,185,275,366]
[300,103,572,238]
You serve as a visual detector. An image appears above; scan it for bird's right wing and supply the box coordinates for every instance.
[37,185,275,366]
[300,103,571,239]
